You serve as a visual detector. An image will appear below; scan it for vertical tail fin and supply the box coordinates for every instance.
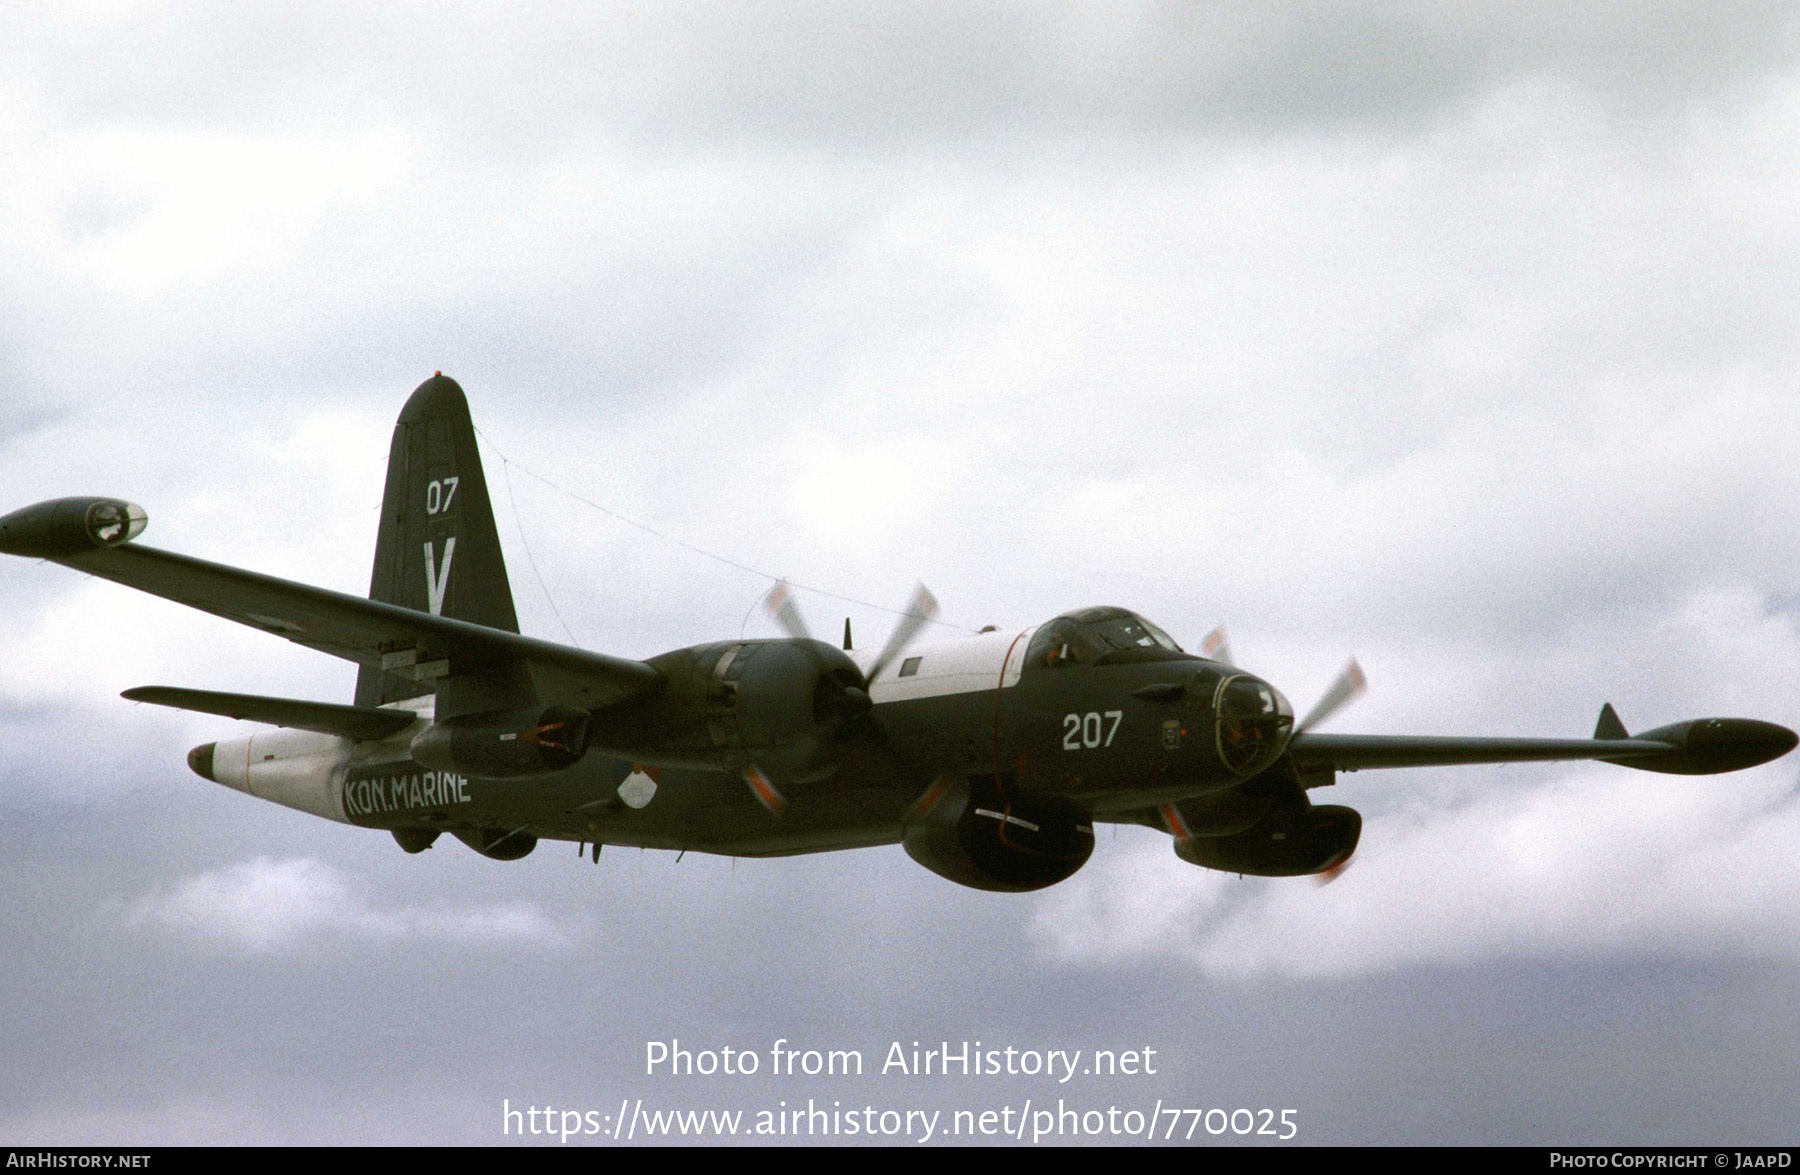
[355,374,522,708]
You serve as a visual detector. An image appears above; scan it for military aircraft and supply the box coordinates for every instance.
[2,375,1793,891]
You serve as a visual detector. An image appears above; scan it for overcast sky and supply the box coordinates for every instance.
[3,1,1799,1146]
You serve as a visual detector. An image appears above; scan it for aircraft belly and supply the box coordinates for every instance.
[341,750,915,858]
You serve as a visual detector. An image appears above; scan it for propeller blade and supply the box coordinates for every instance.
[742,765,789,813]
[1200,626,1233,667]
[764,580,811,640]
[1296,658,1367,734]
[866,583,940,683]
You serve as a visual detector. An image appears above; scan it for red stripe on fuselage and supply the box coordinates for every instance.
[992,630,1028,781]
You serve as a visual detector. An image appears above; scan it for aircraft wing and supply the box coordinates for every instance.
[1291,732,1664,771]
[48,543,662,710]
[1289,717,1797,777]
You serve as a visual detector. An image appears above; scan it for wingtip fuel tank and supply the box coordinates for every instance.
[0,497,146,558]
[1611,717,1799,775]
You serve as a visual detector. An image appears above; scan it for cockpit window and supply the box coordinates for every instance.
[1083,614,1181,654]
[1026,621,1087,667]
[1140,617,1180,651]
[1025,609,1186,668]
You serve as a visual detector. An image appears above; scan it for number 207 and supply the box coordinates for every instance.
[1063,710,1122,750]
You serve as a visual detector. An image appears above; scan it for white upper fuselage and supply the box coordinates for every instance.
[859,626,1036,705]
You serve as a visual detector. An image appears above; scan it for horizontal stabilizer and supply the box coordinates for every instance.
[122,686,419,741]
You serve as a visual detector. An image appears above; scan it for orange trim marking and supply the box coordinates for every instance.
[742,766,788,813]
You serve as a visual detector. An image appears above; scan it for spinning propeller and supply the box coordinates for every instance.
[1296,658,1367,736]
[767,580,939,684]
[743,581,941,811]
[1200,624,1367,884]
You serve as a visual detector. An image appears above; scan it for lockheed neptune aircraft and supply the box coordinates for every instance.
[2,376,1793,890]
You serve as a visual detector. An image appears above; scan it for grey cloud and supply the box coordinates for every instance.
[1034,764,1800,978]
[118,856,580,953]
[13,3,1797,156]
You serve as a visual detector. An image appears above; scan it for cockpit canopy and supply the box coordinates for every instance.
[1024,606,1192,668]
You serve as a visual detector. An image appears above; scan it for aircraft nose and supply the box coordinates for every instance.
[187,742,216,781]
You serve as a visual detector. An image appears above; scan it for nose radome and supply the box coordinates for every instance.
[187,742,216,781]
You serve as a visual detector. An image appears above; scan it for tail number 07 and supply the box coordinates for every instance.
[1063,710,1123,750]
[425,477,460,515]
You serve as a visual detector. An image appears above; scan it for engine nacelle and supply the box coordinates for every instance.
[587,638,872,781]
[1174,802,1361,877]
[719,639,868,782]
[452,827,537,860]
[903,776,1095,892]
[392,828,441,854]
[1162,784,1276,838]
[411,705,591,778]
[0,496,147,557]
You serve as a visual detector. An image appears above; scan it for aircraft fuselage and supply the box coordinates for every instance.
[206,622,1283,859]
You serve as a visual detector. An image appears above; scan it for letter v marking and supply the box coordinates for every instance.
[424,537,456,616]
